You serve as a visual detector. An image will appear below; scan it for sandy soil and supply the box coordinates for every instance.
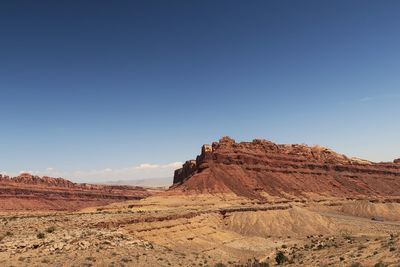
[1,194,400,266]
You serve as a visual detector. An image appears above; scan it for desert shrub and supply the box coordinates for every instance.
[121,257,131,263]
[340,229,353,240]
[86,256,96,262]
[281,244,287,248]
[5,231,13,237]
[350,263,363,267]
[235,258,269,267]
[46,226,56,233]
[275,251,287,265]
[389,247,396,252]
[214,263,227,267]
[374,262,387,267]
[37,232,45,239]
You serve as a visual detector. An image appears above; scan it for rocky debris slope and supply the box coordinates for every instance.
[0,173,152,211]
[171,137,400,199]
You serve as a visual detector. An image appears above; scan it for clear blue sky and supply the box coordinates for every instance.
[1,1,399,182]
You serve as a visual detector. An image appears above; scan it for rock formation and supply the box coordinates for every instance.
[172,136,400,199]
[0,173,153,211]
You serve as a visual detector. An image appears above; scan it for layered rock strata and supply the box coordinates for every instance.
[172,137,400,199]
[0,173,151,211]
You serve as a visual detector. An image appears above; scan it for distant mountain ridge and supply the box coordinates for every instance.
[171,136,400,199]
[103,177,172,188]
[0,173,152,211]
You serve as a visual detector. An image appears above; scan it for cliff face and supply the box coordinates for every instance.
[172,137,400,199]
[1,173,76,187]
[0,173,152,211]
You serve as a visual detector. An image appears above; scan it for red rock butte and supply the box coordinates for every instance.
[172,136,400,199]
[0,173,152,211]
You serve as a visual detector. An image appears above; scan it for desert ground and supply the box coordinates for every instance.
[1,194,400,267]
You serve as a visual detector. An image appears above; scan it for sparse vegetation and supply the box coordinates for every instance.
[358,245,366,250]
[41,258,50,264]
[1,194,400,267]
[236,258,269,267]
[121,257,131,263]
[5,231,13,237]
[46,226,56,233]
[275,251,287,265]
[86,256,96,262]
[0,231,13,241]
[37,232,45,239]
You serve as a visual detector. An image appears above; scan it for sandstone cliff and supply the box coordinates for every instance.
[171,137,400,199]
[0,173,152,211]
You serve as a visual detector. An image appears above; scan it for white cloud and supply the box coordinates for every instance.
[135,162,182,170]
[359,96,373,102]
[135,163,160,170]
[358,94,400,103]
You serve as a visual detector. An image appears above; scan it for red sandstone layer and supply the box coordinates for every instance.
[0,173,152,211]
[172,137,400,199]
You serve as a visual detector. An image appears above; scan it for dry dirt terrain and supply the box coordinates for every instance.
[1,194,400,266]
[1,137,400,266]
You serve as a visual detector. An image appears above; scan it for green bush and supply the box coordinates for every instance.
[37,232,45,239]
[275,251,287,265]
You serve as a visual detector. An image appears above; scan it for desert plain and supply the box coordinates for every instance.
[1,137,400,266]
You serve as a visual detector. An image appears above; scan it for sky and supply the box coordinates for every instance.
[0,1,399,182]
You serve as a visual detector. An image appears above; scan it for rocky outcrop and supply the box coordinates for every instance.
[4,173,76,187]
[173,161,197,184]
[173,144,213,184]
[0,173,153,211]
[172,136,400,199]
